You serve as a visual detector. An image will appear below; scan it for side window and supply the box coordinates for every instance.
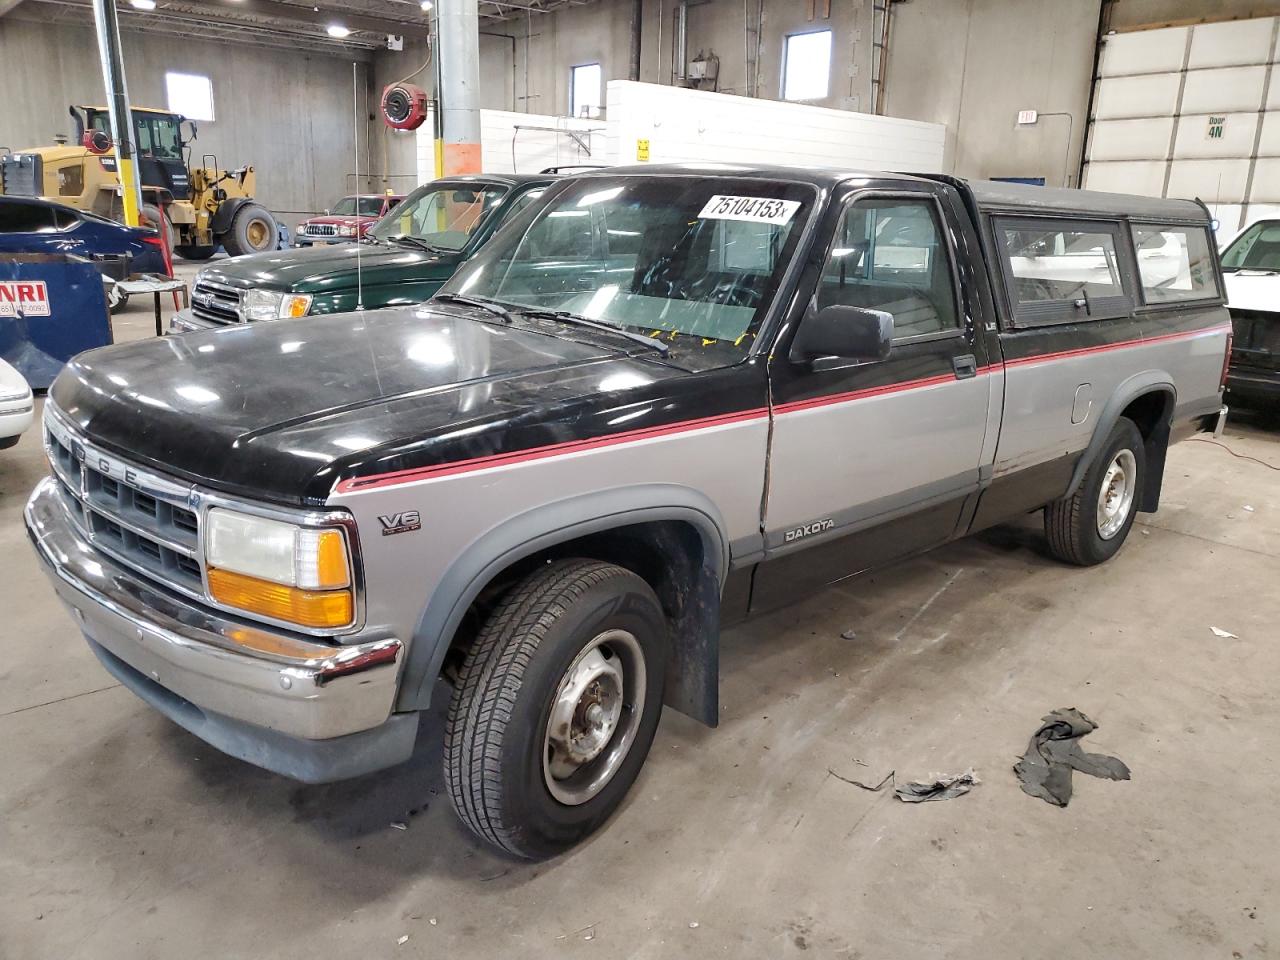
[0,200,57,233]
[1130,223,1221,303]
[502,188,547,224]
[998,218,1131,326]
[817,198,959,339]
[51,207,80,230]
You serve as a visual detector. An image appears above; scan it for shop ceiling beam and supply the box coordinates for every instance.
[175,0,432,38]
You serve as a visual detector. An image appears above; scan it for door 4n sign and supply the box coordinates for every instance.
[0,281,51,317]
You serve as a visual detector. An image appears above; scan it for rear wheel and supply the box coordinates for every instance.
[173,245,216,261]
[1045,417,1146,565]
[220,203,277,257]
[444,559,668,859]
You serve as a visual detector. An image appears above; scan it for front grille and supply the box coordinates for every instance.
[1229,309,1278,371]
[304,223,338,237]
[190,278,243,326]
[1,153,41,196]
[45,412,205,598]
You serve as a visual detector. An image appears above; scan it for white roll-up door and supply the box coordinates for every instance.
[1083,17,1280,236]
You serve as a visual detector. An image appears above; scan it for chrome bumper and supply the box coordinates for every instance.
[25,476,403,742]
[168,308,218,333]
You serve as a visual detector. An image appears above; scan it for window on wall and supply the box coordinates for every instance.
[782,30,832,101]
[570,63,602,118]
[165,72,215,122]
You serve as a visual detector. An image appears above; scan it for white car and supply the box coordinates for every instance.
[1219,220,1280,405]
[0,358,35,450]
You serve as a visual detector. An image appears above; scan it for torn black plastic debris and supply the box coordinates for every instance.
[1014,707,1130,807]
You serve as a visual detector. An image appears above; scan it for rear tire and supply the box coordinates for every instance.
[444,559,668,860]
[174,245,216,261]
[220,203,277,257]
[106,281,129,315]
[1045,416,1146,566]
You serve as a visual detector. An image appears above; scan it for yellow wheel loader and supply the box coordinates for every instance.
[0,106,277,260]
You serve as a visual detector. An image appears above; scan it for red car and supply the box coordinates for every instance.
[294,194,404,247]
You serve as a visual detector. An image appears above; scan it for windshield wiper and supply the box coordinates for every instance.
[515,308,670,355]
[389,235,445,253]
[434,294,514,322]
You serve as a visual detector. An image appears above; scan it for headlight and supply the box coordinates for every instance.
[240,288,312,321]
[295,224,306,234]
[339,225,357,237]
[205,508,354,628]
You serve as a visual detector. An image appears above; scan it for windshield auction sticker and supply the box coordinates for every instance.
[698,195,801,225]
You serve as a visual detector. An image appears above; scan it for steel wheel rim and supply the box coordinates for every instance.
[543,628,646,806]
[1096,448,1137,540]
[107,283,123,308]
[247,219,269,249]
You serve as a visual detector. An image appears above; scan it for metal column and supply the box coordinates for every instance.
[436,0,481,175]
[91,0,142,226]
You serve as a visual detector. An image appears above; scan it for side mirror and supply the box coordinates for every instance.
[791,304,894,366]
[181,120,198,143]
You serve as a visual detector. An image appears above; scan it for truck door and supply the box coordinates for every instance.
[752,185,995,608]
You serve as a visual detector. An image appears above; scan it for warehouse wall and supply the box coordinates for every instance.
[372,0,1100,185]
[0,13,368,222]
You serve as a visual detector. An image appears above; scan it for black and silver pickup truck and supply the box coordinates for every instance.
[27,165,1230,859]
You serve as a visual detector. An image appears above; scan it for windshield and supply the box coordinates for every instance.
[331,196,385,217]
[1221,220,1280,272]
[439,176,814,361]
[369,183,508,250]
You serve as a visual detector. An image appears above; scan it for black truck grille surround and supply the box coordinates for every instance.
[1230,308,1279,371]
[45,415,205,597]
[190,278,243,325]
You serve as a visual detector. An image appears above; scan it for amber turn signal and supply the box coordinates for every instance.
[209,567,353,629]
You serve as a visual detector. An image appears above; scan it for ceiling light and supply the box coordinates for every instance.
[326,23,351,37]
[420,0,433,9]
[129,0,157,8]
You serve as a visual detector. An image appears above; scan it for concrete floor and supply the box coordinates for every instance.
[2,281,1279,958]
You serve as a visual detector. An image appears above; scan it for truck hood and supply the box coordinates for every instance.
[49,304,676,504]
[197,242,461,293]
[302,215,373,227]
[1223,270,1280,314]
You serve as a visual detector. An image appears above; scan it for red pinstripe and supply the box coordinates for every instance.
[335,322,1229,493]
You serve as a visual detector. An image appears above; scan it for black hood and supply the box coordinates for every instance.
[50,304,685,504]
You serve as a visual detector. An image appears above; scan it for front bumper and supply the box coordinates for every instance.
[25,476,418,781]
[168,307,218,334]
[0,393,34,442]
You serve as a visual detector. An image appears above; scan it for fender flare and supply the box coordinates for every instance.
[209,196,255,237]
[1064,371,1176,505]
[395,483,732,720]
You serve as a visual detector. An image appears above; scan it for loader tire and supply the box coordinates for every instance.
[221,204,277,257]
[174,245,216,261]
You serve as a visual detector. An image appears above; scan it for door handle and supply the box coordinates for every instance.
[952,354,978,379]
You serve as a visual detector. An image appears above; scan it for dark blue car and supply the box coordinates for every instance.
[0,196,168,314]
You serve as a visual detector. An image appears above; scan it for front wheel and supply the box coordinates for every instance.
[444,559,668,859]
[1044,416,1146,565]
[106,281,129,315]
[220,203,277,257]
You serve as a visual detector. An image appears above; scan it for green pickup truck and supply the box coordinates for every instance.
[170,173,555,331]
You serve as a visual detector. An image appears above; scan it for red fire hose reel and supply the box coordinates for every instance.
[381,83,430,131]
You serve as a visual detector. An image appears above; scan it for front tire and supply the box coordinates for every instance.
[1045,416,1146,565]
[220,203,277,257]
[174,244,216,261]
[444,559,668,860]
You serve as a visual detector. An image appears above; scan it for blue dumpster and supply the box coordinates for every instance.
[0,253,112,389]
